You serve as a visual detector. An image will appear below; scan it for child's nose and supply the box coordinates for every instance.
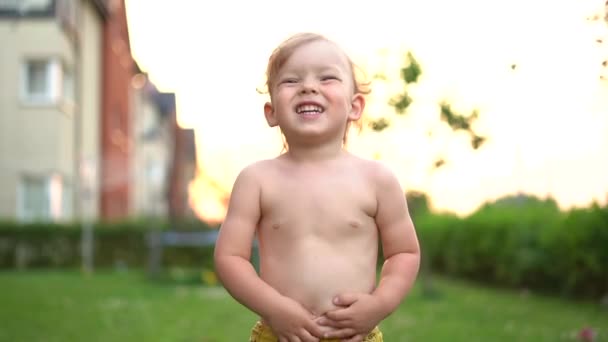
[300,79,318,94]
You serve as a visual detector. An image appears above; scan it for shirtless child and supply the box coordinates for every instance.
[214,33,420,342]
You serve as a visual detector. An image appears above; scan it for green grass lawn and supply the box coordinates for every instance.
[0,270,606,341]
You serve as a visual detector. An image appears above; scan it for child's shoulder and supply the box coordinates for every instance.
[347,154,400,183]
[347,155,405,201]
[235,158,281,180]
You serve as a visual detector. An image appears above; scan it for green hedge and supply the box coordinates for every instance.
[417,198,608,299]
[0,219,217,271]
[2,196,607,299]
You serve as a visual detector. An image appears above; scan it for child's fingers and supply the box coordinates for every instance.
[306,320,329,339]
[343,334,366,342]
[315,316,337,327]
[316,315,351,328]
[324,307,352,321]
[321,328,357,339]
[333,293,359,307]
[298,328,320,342]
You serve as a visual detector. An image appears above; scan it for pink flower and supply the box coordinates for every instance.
[578,327,596,342]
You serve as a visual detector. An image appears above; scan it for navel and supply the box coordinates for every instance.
[348,220,360,229]
[271,223,281,230]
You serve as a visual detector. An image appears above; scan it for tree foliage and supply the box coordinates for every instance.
[370,51,486,170]
[586,4,608,80]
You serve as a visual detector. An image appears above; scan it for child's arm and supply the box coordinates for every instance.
[320,164,421,340]
[214,164,325,342]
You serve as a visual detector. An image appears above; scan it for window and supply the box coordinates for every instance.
[21,58,74,106]
[0,0,19,11]
[0,0,53,15]
[22,59,59,104]
[20,0,53,11]
[18,176,50,221]
[27,61,49,95]
[18,174,72,222]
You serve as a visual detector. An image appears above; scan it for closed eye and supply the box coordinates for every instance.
[321,75,340,82]
[280,78,299,84]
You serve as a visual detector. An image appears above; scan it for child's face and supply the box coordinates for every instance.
[264,40,364,144]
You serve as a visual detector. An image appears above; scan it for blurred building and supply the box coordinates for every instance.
[169,125,197,221]
[0,0,105,221]
[0,0,197,223]
[99,0,132,220]
[131,77,197,222]
[130,69,173,219]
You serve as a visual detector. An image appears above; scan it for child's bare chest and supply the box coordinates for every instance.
[259,173,377,238]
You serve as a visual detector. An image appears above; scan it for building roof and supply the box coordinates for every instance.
[155,93,176,117]
[180,129,196,162]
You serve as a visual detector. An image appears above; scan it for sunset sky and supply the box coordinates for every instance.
[125,0,608,222]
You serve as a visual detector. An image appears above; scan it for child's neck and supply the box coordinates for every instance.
[284,140,345,163]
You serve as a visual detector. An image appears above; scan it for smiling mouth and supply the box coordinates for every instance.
[295,104,325,115]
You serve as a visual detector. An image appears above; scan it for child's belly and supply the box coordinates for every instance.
[259,239,378,316]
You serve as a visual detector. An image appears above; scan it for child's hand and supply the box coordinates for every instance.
[316,292,384,340]
[264,296,328,342]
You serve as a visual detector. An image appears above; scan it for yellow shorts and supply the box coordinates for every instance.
[249,321,383,342]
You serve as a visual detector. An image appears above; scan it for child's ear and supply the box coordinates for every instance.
[264,102,278,127]
[348,94,365,121]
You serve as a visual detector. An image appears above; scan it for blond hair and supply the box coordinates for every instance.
[264,33,370,97]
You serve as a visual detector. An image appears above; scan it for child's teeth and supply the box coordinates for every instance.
[297,105,322,113]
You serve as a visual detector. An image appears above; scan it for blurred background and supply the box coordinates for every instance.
[0,0,607,341]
